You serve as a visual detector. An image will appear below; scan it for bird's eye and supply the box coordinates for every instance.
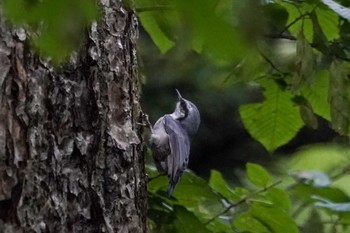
[179,101,189,117]
[180,101,186,110]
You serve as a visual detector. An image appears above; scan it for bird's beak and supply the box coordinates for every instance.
[176,89,183,101]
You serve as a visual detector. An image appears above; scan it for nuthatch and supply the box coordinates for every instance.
[150,90,200,196]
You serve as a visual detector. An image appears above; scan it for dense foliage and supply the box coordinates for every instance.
[135,0,350,151]
[4,0,350,232]
[146,151,350,232]
[136,0,350,232]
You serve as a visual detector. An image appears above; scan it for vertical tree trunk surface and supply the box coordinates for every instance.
[0,0,147,232]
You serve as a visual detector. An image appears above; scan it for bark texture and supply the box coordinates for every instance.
[0,0,147,232]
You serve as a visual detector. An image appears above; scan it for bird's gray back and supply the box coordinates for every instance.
[162,115,190,195]
[150,116,170,174]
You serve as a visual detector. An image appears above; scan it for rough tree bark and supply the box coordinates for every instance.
[0,0,147,232]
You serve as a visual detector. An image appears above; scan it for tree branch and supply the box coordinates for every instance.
[204,180,282,225]
[279,12,310,36]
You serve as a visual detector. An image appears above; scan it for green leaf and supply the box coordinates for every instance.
[263,3,289,31]
[172,172,222,203]
[169,172,225,224]
[333,174,350,196]
[329,60,350,135]
[209,170,241,201]
[147,166,227,231]
[310,10,330,54]
[173,206,211,233]
[315,7,339,41]
[278,1,313,41]
[293,27,315,91]
[205,218,232,233]
[246,163,271,187]
[251,203,299,233]
[266,188,292,212]
[138,12,175,54]
[3,0,99,62]
[239,79,304,151]
[174,0,248,62]
[233,212,269,233]
[301,70,331,120]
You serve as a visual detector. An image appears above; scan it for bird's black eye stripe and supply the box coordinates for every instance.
[180,100,188,118]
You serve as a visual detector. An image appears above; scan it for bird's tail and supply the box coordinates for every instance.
[167,172,182,197]
[167,183,175,197]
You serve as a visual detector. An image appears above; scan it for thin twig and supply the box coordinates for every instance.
[221,69,238,86]
[279,13,309,36]
[204,180,282,225]
[331,166,350,180]
[258,49,285,75]
[292,201,311,218]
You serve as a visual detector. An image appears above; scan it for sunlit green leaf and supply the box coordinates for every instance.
[246,163,271,187]
[251,203,299,233]
[301,70,331,120]
[333,174,350,196]
[266,188,292,212]
[209,170,240,201]
[315,6,339,41]
[173,206,211,233]
[310,10,330,54]
[173,172,222,203]
[278,1,313,41]
[233,212,269,233]
[239,78,304,151]
[205,217,232,233]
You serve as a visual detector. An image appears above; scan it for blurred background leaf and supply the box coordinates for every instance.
[3,0,98,62]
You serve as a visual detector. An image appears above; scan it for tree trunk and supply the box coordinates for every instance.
[0,0,147,232]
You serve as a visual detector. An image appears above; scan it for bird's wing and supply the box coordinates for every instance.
[163,115,190,196]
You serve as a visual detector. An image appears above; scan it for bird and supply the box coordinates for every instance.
[149,89,200,196]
